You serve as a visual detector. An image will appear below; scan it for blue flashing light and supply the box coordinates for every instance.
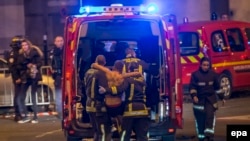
[146,3,158,13]
[79,6,90,14]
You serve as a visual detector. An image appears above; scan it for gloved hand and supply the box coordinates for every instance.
[99,86,106,94]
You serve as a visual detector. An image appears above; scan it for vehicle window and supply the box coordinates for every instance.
[211,31,228,52]
[178,32,199,56]
[245,28,250,45]
[226,28,245,52]
[77,20,162,67]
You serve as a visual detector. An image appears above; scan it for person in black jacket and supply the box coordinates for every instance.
[84,55,106,141]
[49,36,64,119]
[6,35,25,121]
[189,57,224,141]
[16,39,43,124]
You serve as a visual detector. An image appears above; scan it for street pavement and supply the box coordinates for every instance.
[0,97,249,141]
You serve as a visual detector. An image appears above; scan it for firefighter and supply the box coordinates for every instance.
[99,62,149,141]
[6,35,24,122]
[16,39,43,123]
[189,57,224,141]
[122,47,149,74]
[84,55,107,141]
[95,59,139,140]
[49,36,64,119]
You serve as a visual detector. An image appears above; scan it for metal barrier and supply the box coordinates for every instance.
[0,66,55,108]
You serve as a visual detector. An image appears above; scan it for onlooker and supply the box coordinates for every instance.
[50,36,64,119]
[6,35,24,122]
[189,57,224,141]
[17,39,43,123]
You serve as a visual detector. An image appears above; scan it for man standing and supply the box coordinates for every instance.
[84,55,107,141]
[50,36,64,119]
[6,35,24,122]
[189,57,224,141]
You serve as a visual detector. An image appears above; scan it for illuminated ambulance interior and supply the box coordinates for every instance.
[75,6,168,125]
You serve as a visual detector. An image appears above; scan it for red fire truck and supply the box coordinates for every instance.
[62,4,183,141]
[178,20,250,99]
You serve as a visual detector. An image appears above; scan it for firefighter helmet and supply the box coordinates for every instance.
[9,35,25,49]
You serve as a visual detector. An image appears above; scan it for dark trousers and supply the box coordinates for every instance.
[95,112,112,141]
[120,117,149,141]
[14,83,21,117]
[17,79,38,119]
[193,101,216,141]
[89,112,98,141]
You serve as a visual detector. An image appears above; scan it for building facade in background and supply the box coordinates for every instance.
[0,0,249,55]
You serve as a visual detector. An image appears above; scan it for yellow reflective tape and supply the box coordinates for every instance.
[72,22,77,33]
[199,40,203,47]
[198,53,204,58]
[91,78,95,98]
[111,87,117,94]
[139,65,142,73]
[187,56,199,63]
[70,40,75,50]
[212,60,250,67]
[181,57,187,64]
[122,65,126,73]
[166,39,170,49]
[128,84,134,101]
[128,103,132,112]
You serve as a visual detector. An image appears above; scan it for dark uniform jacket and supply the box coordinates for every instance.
[107,76,148,118]
[189,68,220,105]
[50,46,63,79]
[17,46,43,82]
[122,56,149,73]
[7,49,21,82]
[84,68,99,112]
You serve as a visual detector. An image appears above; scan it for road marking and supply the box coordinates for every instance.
[217,114,250,120]
[35,129,61,138]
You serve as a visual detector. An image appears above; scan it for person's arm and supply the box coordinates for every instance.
[99,79,129,95]
[189,73,198,103]
[214,72,225,100]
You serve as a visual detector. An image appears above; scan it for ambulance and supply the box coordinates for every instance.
[62,4,183,141]
[178,19,250,99]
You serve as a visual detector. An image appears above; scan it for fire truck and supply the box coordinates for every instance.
[62,4,183,141]
[178,19,250,99]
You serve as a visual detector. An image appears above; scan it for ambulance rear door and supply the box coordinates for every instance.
[162,14,183,129]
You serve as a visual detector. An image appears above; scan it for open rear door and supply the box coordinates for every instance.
[162,14,183,129]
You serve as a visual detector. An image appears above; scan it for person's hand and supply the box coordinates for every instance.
[222,99,226,106]
[99,86,106,94]
[27,63,33,68]
[193,96,199,103]
[15,79,21,84]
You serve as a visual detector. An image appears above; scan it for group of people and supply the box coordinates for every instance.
[7,35,64,123]
[7,33,225,141]
[84,47,150,141]
[7,36,44,123]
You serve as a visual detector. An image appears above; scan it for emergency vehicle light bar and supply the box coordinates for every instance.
[79,5,147,14]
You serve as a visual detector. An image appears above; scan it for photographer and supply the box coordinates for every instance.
[6,35,24,122]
